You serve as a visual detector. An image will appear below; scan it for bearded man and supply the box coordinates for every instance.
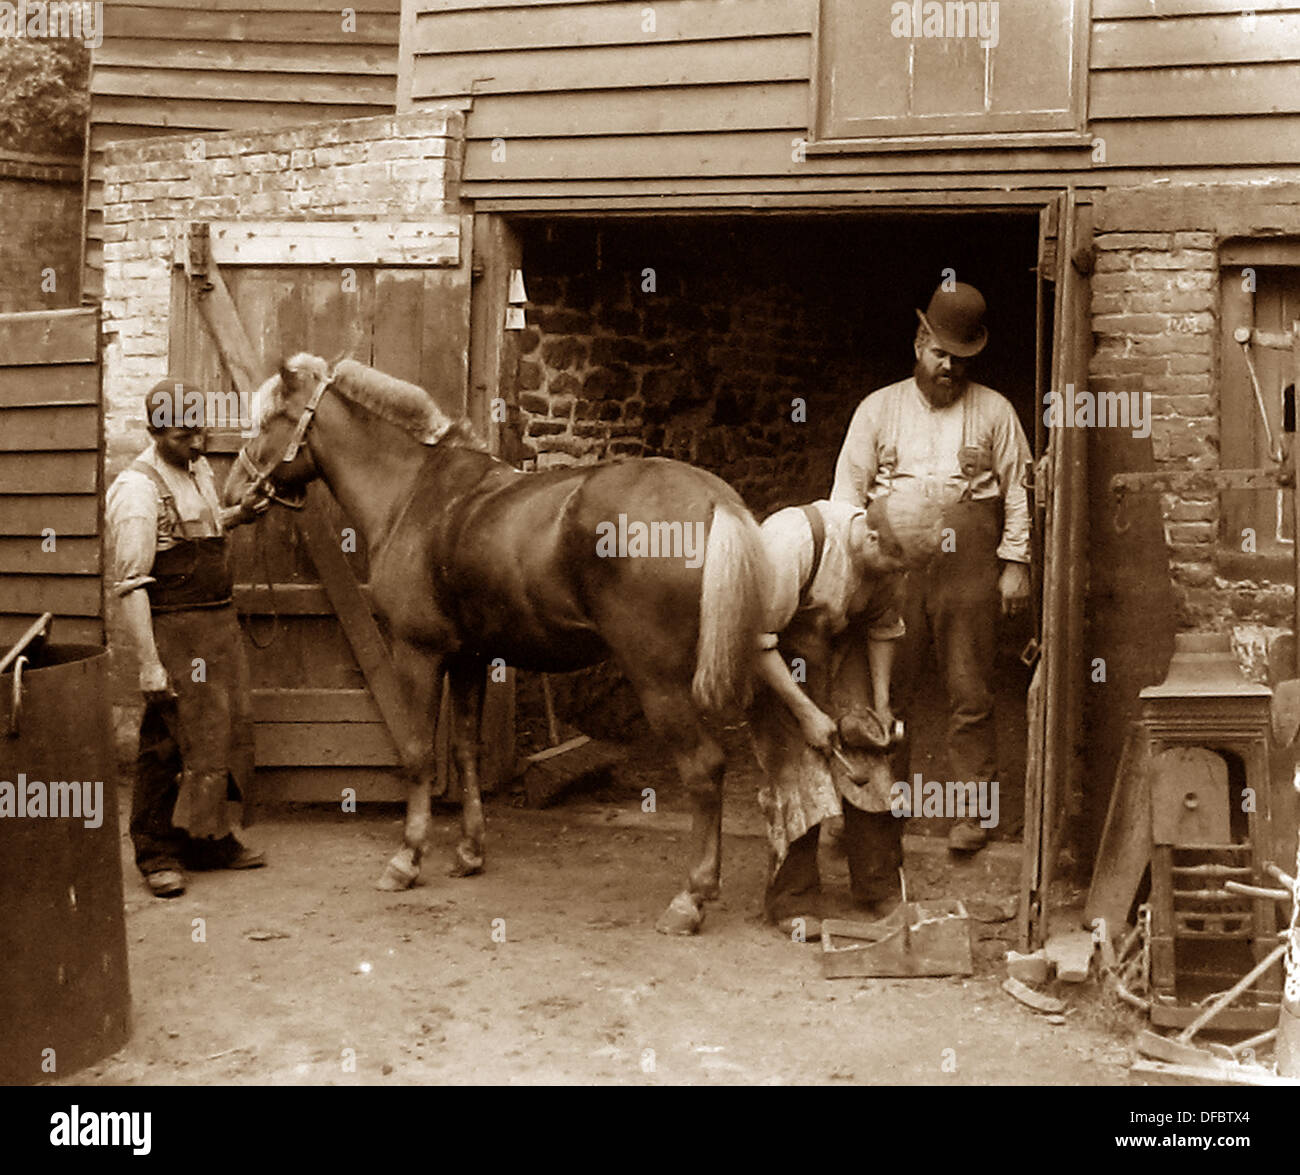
[830,282,1032,852]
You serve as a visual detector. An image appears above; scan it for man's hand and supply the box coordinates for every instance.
[800,708,838,753]
[224,485,273,527]
[999,561,1031,617]
[139,660,171,699]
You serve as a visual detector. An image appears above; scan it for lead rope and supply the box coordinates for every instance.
[241,517,282,650]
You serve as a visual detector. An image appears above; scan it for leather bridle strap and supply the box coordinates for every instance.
[237,366,332,508]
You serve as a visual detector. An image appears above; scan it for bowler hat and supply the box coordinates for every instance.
[916,281,988,358]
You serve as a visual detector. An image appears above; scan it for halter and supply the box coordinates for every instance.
[236,365,332,510]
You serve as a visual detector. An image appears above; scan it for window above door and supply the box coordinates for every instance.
[809,0,1092,152]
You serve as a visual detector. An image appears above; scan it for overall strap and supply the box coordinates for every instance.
[799,504,827,602]
[129,459,176,508]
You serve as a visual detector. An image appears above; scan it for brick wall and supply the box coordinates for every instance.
[99,110,465,480]
[513,221,907,516]
[1091,182,1300,676]
[0,153,82,313]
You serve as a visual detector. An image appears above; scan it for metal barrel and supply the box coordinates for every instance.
[0,644,131,1084]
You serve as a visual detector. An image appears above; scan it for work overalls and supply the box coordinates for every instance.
[878,386,1003,792]
[129,461,255,875]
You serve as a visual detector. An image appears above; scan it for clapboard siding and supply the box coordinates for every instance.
[407,0,1300,201]
[84,1,402,300]
[0,310,103,647]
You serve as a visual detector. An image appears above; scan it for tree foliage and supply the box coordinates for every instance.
[0,36,89,157]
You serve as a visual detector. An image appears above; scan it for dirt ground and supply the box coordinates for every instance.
[65,736,1145,1087]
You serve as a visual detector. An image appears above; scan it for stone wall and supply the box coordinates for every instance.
[1091,182,1300,675]
[0,152,82,313]
[99,110,465,480]
[511,220,943,517]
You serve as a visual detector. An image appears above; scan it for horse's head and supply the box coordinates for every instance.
[223,352,331,511]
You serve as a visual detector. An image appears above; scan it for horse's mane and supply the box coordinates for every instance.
[266,352,484,450]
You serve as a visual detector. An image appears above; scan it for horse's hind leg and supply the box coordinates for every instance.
[377,641,442,891]
[447,657,487,877]
[629,678,725,935]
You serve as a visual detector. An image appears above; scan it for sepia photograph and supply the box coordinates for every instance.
[0,0,1296,1150]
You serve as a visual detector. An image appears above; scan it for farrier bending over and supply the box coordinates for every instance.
[107,379,272,898]
[750,493,942,941]
[831,281,1032,853]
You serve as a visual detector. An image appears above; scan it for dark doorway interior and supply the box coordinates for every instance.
[514,211,1042,838]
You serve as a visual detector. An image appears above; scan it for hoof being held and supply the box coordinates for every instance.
[376,849,420,891]
[448,840,484,877]
[655,891,704,936]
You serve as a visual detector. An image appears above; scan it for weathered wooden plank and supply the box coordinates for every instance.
[94,38,398,75]
[190,257,264,405]
[1095,0,1300,16]
[253,688,383,723]
[235,582,378,614]
[421,264,472,418]
[373,270,428,387]
[1092,62,1300,119]
[248,766,407,804]
[0,496,98,537]
[417,0,813,54]
[1093,13,1300,68]
[0,405,99,452]
[463,129,1093,179]
[202,220,460,267]
[90,123,187,149]
[0,366,98,408]
[100,0,396,11]
[0,310,97,366]
[92,67,396,106]
[100,8,399,44]
[254,721,400,766]
[420,0,627,9]
[0,576,100,617]
[467,81,806,138]
[0,454,96,495]
[1092,115,1300,167]
[0,613,102,647]
[410,36,810,97]
[92,95,389,132]
[0,538,99,576]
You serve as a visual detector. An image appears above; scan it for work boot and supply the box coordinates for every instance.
[145,869,186,898]
[948,819,988,853]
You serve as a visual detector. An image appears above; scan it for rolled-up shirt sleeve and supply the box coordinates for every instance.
[757,508,813,644]
[830,399,879,508]
[106,471,158,597]
[993,401,1032,564]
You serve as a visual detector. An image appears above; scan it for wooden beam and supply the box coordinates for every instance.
[188,220,460,268]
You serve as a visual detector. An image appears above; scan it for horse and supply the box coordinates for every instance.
[222,353,771,934]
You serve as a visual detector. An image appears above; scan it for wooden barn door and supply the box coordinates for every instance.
[0,309,103,650]
[1019,192,1091,950]
[168,218,498,804]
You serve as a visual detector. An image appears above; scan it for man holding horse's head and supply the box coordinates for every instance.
[107,378,272,898]
[750,487,943,941]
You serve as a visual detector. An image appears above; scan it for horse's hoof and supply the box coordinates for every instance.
[655,892,704,936]
[376,852,419,891]
[448,843,484,877]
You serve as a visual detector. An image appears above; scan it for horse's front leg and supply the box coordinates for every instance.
[447,657,487,877]
[377,640,443,891]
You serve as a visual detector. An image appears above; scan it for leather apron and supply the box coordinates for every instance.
[132,460,253,839]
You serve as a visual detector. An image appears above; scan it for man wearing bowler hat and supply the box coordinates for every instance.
[831,281,1031,852]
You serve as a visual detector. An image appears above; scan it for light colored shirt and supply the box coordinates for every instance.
[830,377,1031,564]
[758,499,905,648]
[106,440,225,597]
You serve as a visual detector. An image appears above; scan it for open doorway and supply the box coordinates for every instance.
[510,211,1044,840]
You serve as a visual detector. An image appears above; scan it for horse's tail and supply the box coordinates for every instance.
[692,502,770,713]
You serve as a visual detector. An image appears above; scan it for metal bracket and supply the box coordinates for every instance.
[1109,468,1290,534]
